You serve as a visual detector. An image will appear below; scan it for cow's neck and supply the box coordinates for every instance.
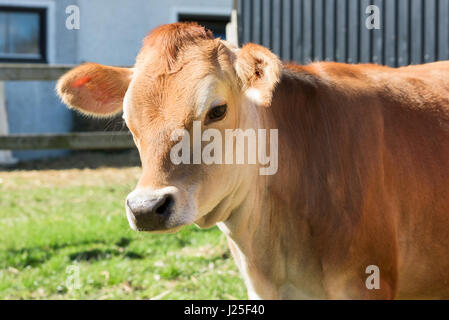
[218,66,328,299]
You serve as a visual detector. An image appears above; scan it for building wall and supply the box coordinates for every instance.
[3,0,78,160]
[238,0,449,67]
[78,0,232,66]
[3,0,232,160]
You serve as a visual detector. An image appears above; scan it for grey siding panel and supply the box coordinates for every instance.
[424,0,437,62]
[360,0,371,63]
[272,0,282,56]
[397,0,410,66]
[282,0,292,61]
[302,0,313,63]
[262,0,272,49]
[292,0,303,62]
[410,0,423,65]
[335,0,347,62]
[384,0,397,67]
[252,0,262,44]
[313,0,324,61]
[439,0,449,60]
[371,0,384,64]
[241,0,252,44]
[324,0,336,61]
[347,0,359,64]
[238,0,449,66]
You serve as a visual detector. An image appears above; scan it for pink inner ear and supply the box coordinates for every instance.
[72,76,92,88]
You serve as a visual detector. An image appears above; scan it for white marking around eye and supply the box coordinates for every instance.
[195,76,226,118]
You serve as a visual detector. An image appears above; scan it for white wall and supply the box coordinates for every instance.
[78,0,232,66]
[1,0,77,161]
[1,0,232,161]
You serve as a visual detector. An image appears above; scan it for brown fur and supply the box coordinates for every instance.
[254,61,449,298]
[56,23,449,299]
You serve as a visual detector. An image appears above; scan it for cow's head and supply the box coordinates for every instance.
[57,23,281,232]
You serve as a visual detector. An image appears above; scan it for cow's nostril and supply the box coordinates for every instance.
[155,195,174,215]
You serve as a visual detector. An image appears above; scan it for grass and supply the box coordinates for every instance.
[0,166,246,299]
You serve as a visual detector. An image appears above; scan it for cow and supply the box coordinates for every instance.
[56,22,449,299]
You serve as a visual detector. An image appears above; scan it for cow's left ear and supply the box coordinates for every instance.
[235,43,281,107]
[56,63,133,117]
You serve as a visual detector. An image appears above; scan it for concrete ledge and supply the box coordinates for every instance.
[0,64,75,81]
[0,132,135,150]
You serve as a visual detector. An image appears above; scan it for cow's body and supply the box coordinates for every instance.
[57,23,449,299]
[216,61,449,299]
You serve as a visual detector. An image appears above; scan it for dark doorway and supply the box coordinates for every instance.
[178,14,230,39]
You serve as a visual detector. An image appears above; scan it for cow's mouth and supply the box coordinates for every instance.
[137,225,183,234]
[129,210,185,233]
[130,212,186,233]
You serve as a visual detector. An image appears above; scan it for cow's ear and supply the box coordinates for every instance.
[56,63,133,117]
[235,43,281,107]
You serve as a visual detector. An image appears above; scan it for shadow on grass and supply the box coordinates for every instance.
[1,247,52,268]
[2,237,141,269]
[69,248,120,261]
[69,248,144,261]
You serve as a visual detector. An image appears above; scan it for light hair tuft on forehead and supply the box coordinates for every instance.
[137,22,214,74]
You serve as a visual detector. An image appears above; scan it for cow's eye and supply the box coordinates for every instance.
[206,104,227,124]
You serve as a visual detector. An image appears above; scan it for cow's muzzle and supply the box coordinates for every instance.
[126,187,181,232]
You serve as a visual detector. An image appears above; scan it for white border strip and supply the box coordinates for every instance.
[0,81,17,165]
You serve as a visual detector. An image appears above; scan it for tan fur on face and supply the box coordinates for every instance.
[123,24,243,210]
[137,22,214,74]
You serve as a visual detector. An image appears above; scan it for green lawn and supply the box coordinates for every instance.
[0,167,246,299]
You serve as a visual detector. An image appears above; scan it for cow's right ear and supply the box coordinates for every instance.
[56,63,133,117]
[235,43,281,108]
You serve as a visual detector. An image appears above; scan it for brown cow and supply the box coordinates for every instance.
[57,23,449,299]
